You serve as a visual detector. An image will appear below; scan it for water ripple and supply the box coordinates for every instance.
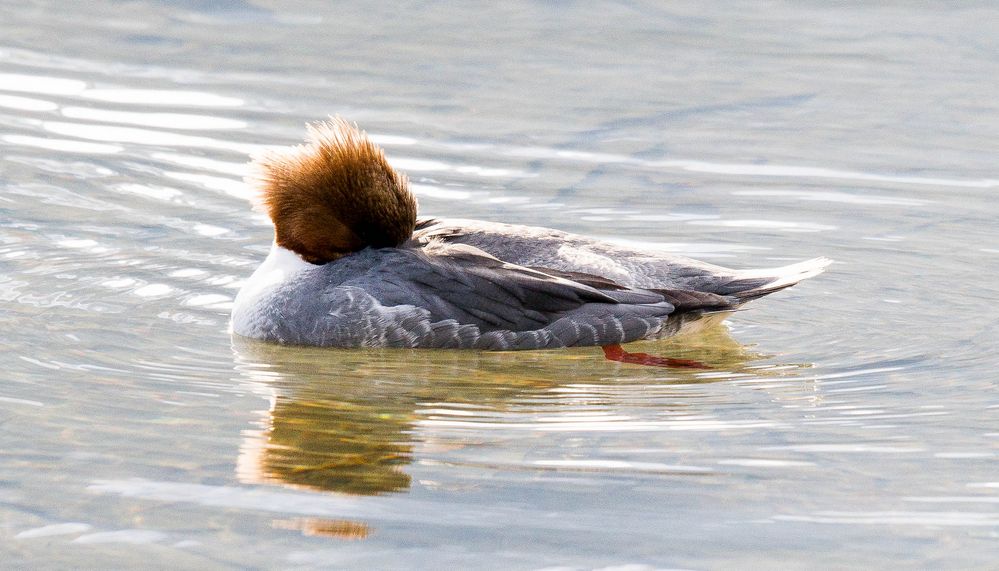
[61,106,247,130]
[0,72,87,95]
[3,134,123,154]
[0,94,58,111]
[79,88,243,107]
[41,121,263,154]
[773,511,999,526]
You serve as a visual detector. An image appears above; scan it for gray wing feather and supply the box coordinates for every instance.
[248,244,737,349]
[352,245,668,334]
[414,217,780,294]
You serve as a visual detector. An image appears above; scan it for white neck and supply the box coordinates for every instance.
[233,242,312,309]
[261,242,312,273]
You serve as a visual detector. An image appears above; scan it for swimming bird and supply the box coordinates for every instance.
[231,118,831,352]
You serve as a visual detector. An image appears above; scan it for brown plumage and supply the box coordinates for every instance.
[250,117,417,264]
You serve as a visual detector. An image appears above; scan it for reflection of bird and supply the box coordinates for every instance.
[231,329,788,497]
[231,117,830,349]
[235,340,415,496]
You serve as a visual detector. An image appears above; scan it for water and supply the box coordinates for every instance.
[2,1,998,568]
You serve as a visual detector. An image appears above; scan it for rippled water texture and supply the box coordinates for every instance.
[2,2,998,569]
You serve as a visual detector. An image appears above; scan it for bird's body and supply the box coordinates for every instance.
[231,118,830,350]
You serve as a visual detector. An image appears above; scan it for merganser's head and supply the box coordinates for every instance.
[249,117,417,265]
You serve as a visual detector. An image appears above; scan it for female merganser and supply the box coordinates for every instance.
[231,118,831,351]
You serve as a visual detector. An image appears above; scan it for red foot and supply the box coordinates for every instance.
[602,344,711,369]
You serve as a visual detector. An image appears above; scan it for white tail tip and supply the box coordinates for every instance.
[755,256,833,290]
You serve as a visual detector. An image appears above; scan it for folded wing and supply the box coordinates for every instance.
[292,243,740,349]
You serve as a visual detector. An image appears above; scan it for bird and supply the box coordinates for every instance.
[231,117,831,353]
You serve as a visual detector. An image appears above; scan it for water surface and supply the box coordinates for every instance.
[2,2,998,569]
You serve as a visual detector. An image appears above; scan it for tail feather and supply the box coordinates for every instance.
[653,288,738,313]
[730,257,833,302]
